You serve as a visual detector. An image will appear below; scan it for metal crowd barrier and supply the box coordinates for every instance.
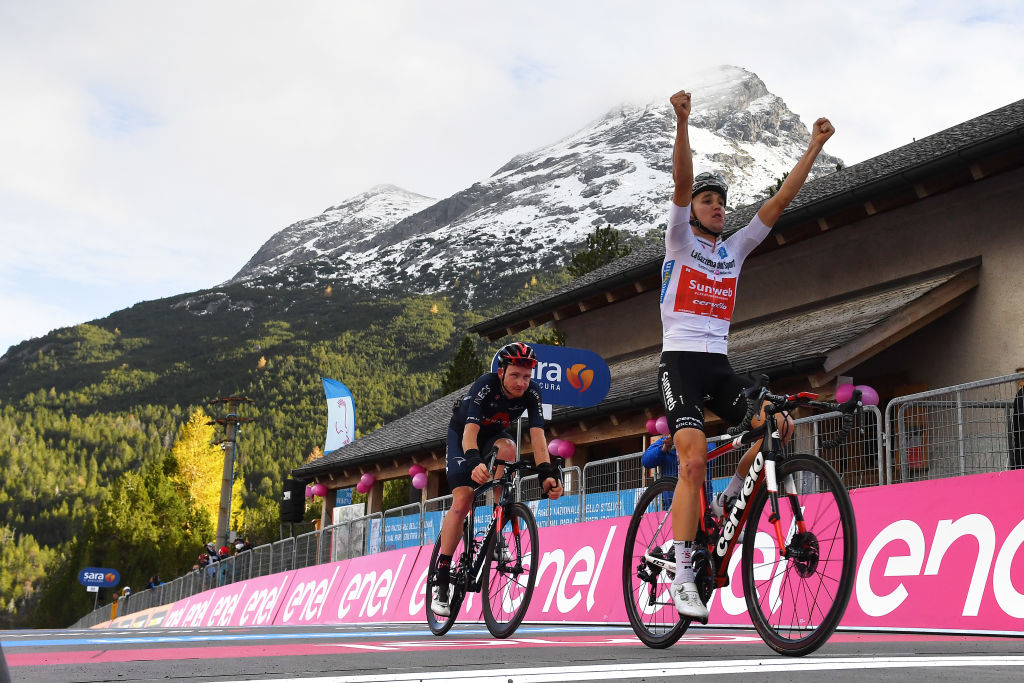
[885,372,1024,484]
[71,373,1024,628]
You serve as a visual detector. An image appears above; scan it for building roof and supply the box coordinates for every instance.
[293,259,979,479]
[470,98,1024,340]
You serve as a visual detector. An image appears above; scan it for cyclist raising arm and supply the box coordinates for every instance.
[430,342,563,617]
[659,88,834,620]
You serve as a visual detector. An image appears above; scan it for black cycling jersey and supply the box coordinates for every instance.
[446,372,545,490]
[450,372,545,437]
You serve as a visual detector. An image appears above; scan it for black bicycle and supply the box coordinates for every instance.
[426,452,557,638]
[622,376,864,656]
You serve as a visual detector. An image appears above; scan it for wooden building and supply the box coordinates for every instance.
[294,98,1024,522]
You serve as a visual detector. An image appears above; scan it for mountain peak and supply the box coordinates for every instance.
[232,67,842,300]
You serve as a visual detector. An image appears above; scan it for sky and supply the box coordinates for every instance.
[2,1,1023,356]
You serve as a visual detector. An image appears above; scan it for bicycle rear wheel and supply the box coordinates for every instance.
[741,453,856,656]
[425,526,467,636]
[481,502,539,638]
[621,477,690,649]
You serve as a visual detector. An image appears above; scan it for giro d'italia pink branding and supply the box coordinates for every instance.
[106,470,1024,633]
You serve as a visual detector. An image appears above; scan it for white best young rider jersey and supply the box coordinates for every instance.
[659,202,771,354]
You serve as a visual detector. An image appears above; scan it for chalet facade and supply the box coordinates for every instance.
[294,98,1024,523]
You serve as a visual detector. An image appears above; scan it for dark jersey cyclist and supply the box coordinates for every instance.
[430,341,563,616]
[660,88,834,620]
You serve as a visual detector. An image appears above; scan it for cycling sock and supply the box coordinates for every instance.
[724,474,743,500]
[436,554,452,589]
[672,541,694,585]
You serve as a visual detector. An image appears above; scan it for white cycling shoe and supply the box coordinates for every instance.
[670,581,709,621]
[430,585,450,617]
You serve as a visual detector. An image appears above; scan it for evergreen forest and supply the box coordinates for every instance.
[0,225,638,627]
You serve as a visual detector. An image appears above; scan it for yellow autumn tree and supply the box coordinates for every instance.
[171,408,223,531]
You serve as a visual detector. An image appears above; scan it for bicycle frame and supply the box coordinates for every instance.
[456,462,527,594]
[699,392,841,588]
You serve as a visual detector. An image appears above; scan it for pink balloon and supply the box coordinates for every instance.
[304,485,313,499]
[559,441,575,458]
[655,415,670,436]
[646,419,658,435]
[856,384,880,406]
[408,464,425,477]
[354,481,366,494]
[412,472,428,489]
[311,483,327,497]
[547,439,564,457]
[835,383,854,403]
[360,472,375,486]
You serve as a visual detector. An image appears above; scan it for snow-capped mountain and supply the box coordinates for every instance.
[231,66,842,299]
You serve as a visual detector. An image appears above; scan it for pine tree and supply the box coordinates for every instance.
[567,225,631,278]
[442,336,486,396]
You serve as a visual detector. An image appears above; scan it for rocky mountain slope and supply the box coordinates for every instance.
[230,66,843,304]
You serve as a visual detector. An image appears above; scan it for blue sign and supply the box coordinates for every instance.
[491,343,610,408]
[78,567,120,588]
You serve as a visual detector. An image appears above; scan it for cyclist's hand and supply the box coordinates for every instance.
[670,89,691,120]
[471,463,491,485]
[542,477,563,500]
[811,117,834,147]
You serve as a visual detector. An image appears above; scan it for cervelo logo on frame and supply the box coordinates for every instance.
[491,343,610,408]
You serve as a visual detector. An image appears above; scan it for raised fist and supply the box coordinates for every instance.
[812,117,835,146]
[670,90,691,120]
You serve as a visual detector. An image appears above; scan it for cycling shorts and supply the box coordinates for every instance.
[445,428,514,491]
[657,351,751,434]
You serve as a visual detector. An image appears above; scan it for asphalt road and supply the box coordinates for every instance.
[4,622,1023,682]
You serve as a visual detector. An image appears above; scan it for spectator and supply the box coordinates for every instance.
[641,436,679,478]
[234,539,253,581]
[218,545,232,585]
[145,574,162,589]
[1011,368,1024,469]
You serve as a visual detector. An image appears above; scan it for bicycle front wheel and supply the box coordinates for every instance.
[741,453,857,656]
[621,477,689,649]
[481,502,539,638]
[425,526,467,636]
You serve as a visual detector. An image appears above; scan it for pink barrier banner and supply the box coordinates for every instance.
[844,469,1024,631]
[113,469,1023,634]
[162,572,295,629]
[273,562,351,626]
[332,547,421,623]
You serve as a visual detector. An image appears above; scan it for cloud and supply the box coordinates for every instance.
[0,0,1022,351]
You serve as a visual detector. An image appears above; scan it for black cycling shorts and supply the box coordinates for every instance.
[445,428,514,491]
[658,351,751,434]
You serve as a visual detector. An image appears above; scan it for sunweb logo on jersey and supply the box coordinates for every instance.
[567,364,594,393]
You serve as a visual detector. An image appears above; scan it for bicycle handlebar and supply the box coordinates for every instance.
[725,374,864,449]
[476,449,563,500]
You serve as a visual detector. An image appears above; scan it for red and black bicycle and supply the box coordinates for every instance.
[622,376,866,656]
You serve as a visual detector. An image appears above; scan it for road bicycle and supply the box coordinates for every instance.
[426,452,559,638]
[622,376,866,656]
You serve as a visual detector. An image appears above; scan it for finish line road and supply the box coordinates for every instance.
[3,623,1022,682]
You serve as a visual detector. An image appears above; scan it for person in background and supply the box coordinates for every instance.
[1011,367,1024,469]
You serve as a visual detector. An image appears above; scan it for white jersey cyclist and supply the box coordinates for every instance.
[659,202,770,354]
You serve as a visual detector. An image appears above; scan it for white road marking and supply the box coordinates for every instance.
[218,655,1024,682]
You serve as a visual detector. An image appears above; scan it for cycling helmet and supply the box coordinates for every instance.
[692,171,728,204]
[497,342,537,369]
[219,546,230,556]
